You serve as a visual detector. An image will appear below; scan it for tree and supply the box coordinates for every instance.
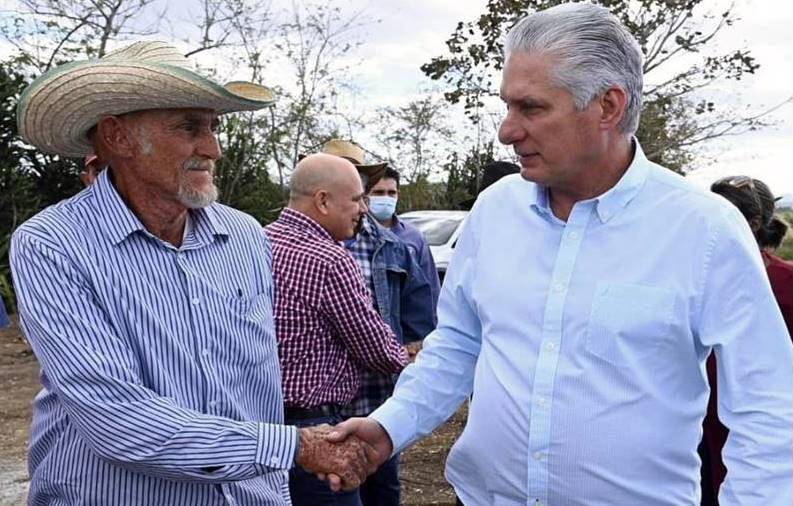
[2,0,162,70]
[420,0,781,173]
[0,63,42,310]
[259,2,370,193]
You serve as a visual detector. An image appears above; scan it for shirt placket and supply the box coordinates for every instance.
[527,202,594,506]
[175,246,218,415]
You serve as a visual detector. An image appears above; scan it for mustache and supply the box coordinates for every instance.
[183,158,215,171]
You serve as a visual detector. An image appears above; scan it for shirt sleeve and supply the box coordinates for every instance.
[399,246,437,343]
[10,229,298,483]
[696,208,793,504]
[371,210,482,453]
[416,238,441,311]
[321,254,408,374]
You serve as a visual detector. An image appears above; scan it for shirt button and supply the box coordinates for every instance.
[191,297,200,305]
[537,397,547,407]
[202,348,210,357]
[545,342,557,352]
[270,456,279,465]
[533,452,544,461]
[209,400,217,408]
[553,283,564,293]
[568,231,579,240]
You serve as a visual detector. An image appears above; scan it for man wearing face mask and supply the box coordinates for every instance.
[368,167,441,309]
[318,140,436,506]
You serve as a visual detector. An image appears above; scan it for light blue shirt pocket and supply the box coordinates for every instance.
[585,282,676,368]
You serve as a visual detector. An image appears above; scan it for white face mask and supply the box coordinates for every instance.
[368,195,397,221]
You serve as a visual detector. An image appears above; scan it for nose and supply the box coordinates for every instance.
[360,197,369,214]
[498,107,523,146]
[197,131,222,161]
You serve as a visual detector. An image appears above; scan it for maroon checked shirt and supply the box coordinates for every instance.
[265,208,408,408]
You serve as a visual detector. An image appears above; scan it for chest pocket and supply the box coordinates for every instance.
[585,282,676,366]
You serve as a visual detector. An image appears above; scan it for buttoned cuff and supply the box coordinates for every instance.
[256,422,299,470]
[370,399,416,456]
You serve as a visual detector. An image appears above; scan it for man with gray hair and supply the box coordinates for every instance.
[329,3,793,505]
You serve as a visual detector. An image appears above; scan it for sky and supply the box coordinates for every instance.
[1,0,791,195]
[333,0,793,196]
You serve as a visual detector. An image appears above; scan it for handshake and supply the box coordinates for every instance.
[295,418,392,491]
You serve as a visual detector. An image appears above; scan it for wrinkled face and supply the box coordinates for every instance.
[124,108,221,208]
[497,52,602,190]
[324,168,369,241]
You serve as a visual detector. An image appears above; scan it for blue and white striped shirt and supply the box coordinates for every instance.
[11,169,297,505]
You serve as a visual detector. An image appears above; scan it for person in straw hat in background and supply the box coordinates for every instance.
[10,41,378,505]
[319,139,436,506]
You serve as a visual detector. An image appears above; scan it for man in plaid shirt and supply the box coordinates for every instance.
[329,141,436,506]
[266,152,409,506]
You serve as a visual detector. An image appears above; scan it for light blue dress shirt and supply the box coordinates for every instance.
[372,143,793,505]
[11,169,296,505]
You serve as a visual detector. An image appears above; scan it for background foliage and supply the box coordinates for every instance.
[0,0,787,312]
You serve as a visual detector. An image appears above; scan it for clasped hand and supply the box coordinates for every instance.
[295,419,393,491]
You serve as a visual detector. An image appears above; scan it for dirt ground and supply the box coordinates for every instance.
[0,317,464,505]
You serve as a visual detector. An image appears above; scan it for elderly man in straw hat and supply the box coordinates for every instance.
[11,41,377,505]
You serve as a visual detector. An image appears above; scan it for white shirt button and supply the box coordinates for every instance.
[209,400,217,408]
[537,397,547,407]
[553,283,564,293]
[191,297,200,305]
[569,231,579,240]
[270,456,279,465]
[202,348,210,357]
[545,342,557,352]
[533,452,544,461]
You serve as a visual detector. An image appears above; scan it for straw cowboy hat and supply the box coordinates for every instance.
[17,40,275,158]
[319,139,388,187]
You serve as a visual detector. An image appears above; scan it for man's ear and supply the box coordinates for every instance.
[313,190,330,216]
[95,116,137,158]
[598,85,628,131]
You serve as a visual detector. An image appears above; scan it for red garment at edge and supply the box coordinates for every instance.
[703,250,793,498]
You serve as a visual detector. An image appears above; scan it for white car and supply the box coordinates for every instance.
[399,210,468,281]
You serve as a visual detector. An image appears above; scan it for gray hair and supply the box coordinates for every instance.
[504,3,644,135]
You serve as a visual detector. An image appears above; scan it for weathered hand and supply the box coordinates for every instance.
[319,418,394,491]
[295,424,375,491]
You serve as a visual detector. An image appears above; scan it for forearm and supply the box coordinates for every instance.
[370,327,478,454]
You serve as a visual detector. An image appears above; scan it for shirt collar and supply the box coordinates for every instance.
[360,213,374,236]
[92,168,229,246]
[92,169,146,245]
[591,139,649,223]
[528,138,650,223]
[277,207,335,242]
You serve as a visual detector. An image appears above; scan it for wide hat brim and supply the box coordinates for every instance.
[356,163,388,189]
[18,60,275,158]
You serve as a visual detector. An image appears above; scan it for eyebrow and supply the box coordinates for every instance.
[173,112,218,127]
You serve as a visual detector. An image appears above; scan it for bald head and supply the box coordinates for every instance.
[290,153,361,201]
[288,153,368,241]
